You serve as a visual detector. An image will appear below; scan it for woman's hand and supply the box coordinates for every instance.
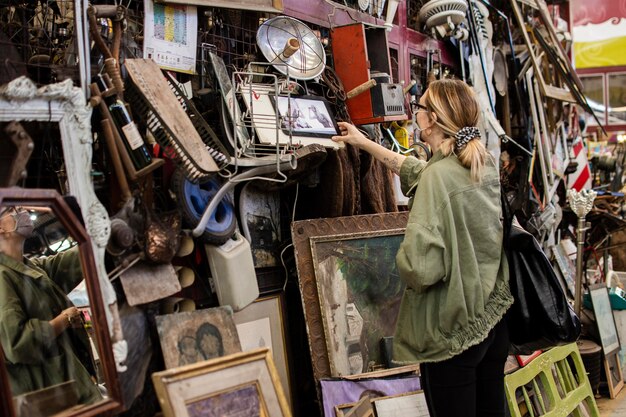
[62,307,83,328]
[332,122,369,149]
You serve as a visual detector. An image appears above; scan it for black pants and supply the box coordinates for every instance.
[420,319,509,417]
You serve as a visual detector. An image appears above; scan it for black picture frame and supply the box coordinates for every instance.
[272,95,339,138]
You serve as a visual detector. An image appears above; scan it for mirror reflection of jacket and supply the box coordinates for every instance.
[0,247,101,404]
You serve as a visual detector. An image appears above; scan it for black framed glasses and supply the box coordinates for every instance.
[410,101,428,114]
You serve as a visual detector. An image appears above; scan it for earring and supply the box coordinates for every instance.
[425,128,432,136]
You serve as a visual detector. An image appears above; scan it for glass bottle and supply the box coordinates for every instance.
[94,75,152,170]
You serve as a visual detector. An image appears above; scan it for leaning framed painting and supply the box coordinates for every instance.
[152,348,291,417]
[291,212,409,381]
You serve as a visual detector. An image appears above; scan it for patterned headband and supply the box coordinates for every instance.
[454,127,480,151]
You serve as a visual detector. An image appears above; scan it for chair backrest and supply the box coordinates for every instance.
[504,343,600,417]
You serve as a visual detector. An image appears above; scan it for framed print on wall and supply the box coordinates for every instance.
[232,293,293,408]
[291,212,409,381]
[152,348,291,417]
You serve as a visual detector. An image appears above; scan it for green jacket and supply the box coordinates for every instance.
[0,247,101,404]
[393,151,513,364]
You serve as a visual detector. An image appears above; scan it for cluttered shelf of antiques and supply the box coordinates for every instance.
[1,0,626,416]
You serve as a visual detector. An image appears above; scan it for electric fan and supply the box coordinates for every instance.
[419,0,468,32]
[256,16,326,80]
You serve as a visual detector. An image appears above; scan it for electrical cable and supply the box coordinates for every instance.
[280,182,299,291]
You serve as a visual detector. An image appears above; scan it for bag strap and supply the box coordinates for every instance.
[501,186,513,249]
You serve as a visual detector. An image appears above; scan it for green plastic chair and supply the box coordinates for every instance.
[504,343,600,417]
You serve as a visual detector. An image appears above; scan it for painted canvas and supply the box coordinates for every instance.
[291,212,409,381]
[185,383,264,417]
[156,306,242,369]
[311,230,405,376]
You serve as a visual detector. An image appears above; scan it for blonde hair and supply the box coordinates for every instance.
[422,79,488,182]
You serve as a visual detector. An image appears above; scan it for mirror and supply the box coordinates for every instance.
[0,77,124,415]
[0,188,119,416]
[0,189,121,416]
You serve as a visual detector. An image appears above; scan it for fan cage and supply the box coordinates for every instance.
[418,0,468,29]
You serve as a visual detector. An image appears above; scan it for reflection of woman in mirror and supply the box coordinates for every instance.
[0,206,102,404]
[196,323,224,360]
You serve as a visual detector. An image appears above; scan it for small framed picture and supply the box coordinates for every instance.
[588,284,621,356]
[604,351,624,399]
[152,348,291,417]
[272,95,340,138]
[232,293,293,408]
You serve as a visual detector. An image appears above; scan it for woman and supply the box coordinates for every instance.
[332,79,513,417]
[0,206,102,404]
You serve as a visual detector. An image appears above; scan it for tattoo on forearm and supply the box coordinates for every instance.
[383,156,401,173]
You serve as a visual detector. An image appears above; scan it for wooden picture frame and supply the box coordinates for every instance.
[152,348,291,417]
[588,284,621,356]
[291,212,409,381]
[0,188,122,416]
[604,351,624,399]
[232,293,293,408]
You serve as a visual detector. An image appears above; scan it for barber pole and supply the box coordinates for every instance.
[567,138,592,191]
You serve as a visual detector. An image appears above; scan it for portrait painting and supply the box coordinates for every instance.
[291,212,409,381]
[311,231,406,376]
[156,306,242,369]
[152,348,291,417]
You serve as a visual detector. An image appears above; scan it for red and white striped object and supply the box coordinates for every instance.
[567,138,592,191]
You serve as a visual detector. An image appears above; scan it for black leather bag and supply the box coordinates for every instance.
[502,194,581,355]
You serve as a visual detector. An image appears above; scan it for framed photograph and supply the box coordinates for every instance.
[319,375,421,417]
[232,293,292,408]
[272,95,339,138]
[588,284,621,356]
[152,348,291,417]
[372,390,429,417]
[240,83,343,149]
[156,306,242,369]
[291,212,409,381]
[604,351,624,399]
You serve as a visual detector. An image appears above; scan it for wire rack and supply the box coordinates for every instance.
[0,0,81,85]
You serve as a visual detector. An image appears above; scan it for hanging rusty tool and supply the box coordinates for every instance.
[87,4,125,99]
